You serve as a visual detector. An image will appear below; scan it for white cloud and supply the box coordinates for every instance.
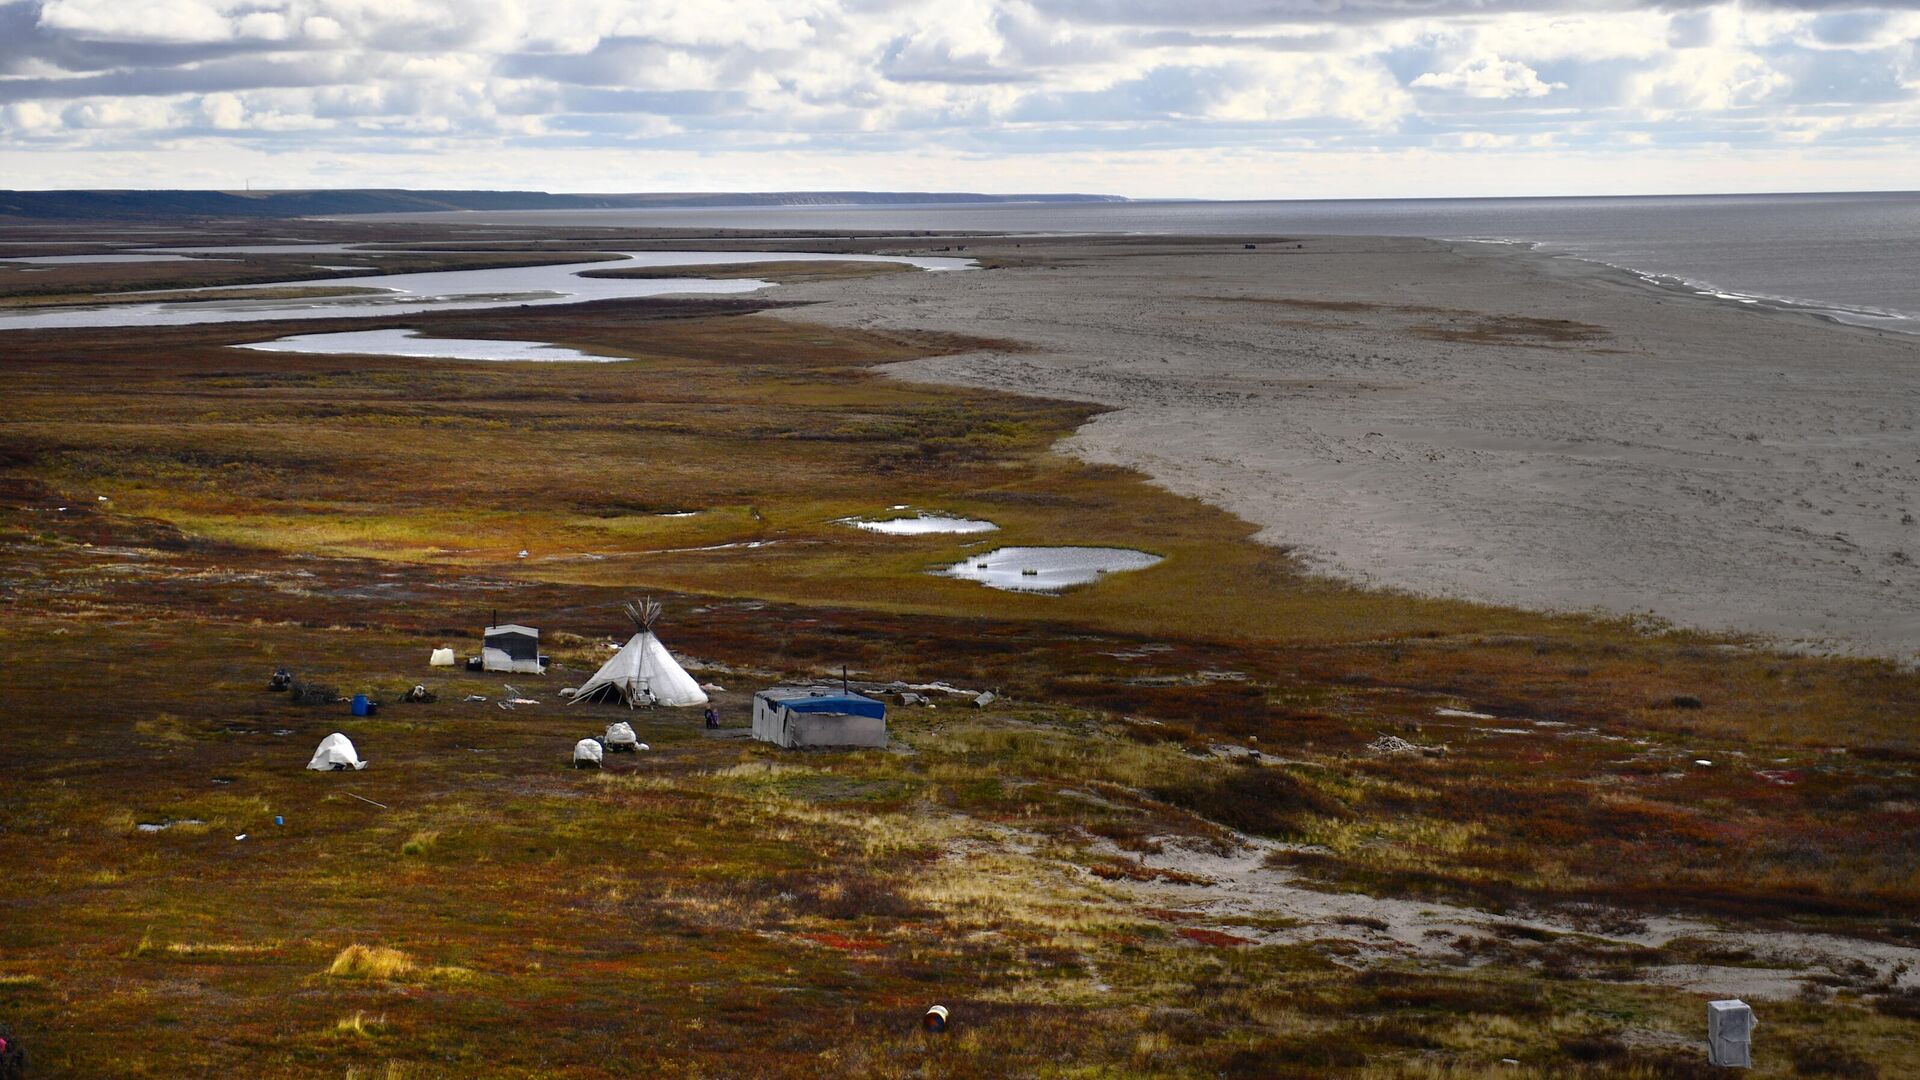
[200,91,244,128]
[2,0,1917,192]
[37,0,235,43]
[1412,55,1565,98]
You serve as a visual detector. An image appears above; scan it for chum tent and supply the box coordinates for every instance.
[571,598,708,708]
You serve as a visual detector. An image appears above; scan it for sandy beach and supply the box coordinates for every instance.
[775,235,1920,659]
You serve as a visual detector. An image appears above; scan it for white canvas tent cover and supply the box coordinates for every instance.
[307,732,367,771]
[571,599,708,708]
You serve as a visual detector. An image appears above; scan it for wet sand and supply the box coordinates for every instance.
[773,235,1920,659]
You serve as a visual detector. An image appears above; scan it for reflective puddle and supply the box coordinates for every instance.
[940,546,1162,592]
[850,513,998,535]
[234,329,627,362]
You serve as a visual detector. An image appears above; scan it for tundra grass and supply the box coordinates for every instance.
[2,610,1917,1077]
[4,228,1919,1075]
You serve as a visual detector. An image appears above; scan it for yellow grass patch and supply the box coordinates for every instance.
[326,945,416,980]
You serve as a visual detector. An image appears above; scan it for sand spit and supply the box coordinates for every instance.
[775,236,1920,659]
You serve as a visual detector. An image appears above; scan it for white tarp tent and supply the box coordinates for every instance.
[571,599,708,708]
[307,732,367,771]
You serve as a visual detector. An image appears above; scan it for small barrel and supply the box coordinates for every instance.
[351,694,370,717]
[922,1005,949,1033]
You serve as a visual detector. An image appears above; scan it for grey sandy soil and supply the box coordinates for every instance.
[771,236,1920,659]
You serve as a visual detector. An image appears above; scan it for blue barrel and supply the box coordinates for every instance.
[351,694,370,717]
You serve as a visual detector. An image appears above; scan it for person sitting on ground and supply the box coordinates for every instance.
[0,1024,25,1080]
[703,705,719,729]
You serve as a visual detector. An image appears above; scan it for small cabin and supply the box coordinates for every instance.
[752,687,887,749]
[482,623,545,674]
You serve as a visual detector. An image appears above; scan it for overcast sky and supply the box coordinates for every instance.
[2,0,1917,198]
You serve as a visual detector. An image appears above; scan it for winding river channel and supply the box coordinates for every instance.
[0,248,973,331]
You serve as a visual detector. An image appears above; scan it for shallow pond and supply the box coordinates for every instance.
[234,329,627,362]
[940,546,1162,592]
[0,249,976,332]
[850,513,998,536]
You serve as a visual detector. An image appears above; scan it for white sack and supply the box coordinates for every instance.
[429,648,456,666]
[307,732,367,771]
[573,738,604,767]
[605,722,638,747]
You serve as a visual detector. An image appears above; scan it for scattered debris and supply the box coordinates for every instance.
[267,667,293,692]
[344,792,387,809]
[136,818,205,833]
[464,694,488,703]
[1671,695,1705,709]
[973,691,996,708]
[1367,735,1422,757]
[923,1005,949,1033]
[289,679,339,706]
[1434,707,1495,720]
[403,684,435,704]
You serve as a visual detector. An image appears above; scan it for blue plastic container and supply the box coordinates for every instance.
[351,693,371,717]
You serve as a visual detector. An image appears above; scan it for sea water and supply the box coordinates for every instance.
[362,192,1920,333]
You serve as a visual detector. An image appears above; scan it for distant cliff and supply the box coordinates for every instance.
[0,189,1130,221]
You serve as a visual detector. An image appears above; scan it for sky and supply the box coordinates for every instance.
[1,0,1918,199]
